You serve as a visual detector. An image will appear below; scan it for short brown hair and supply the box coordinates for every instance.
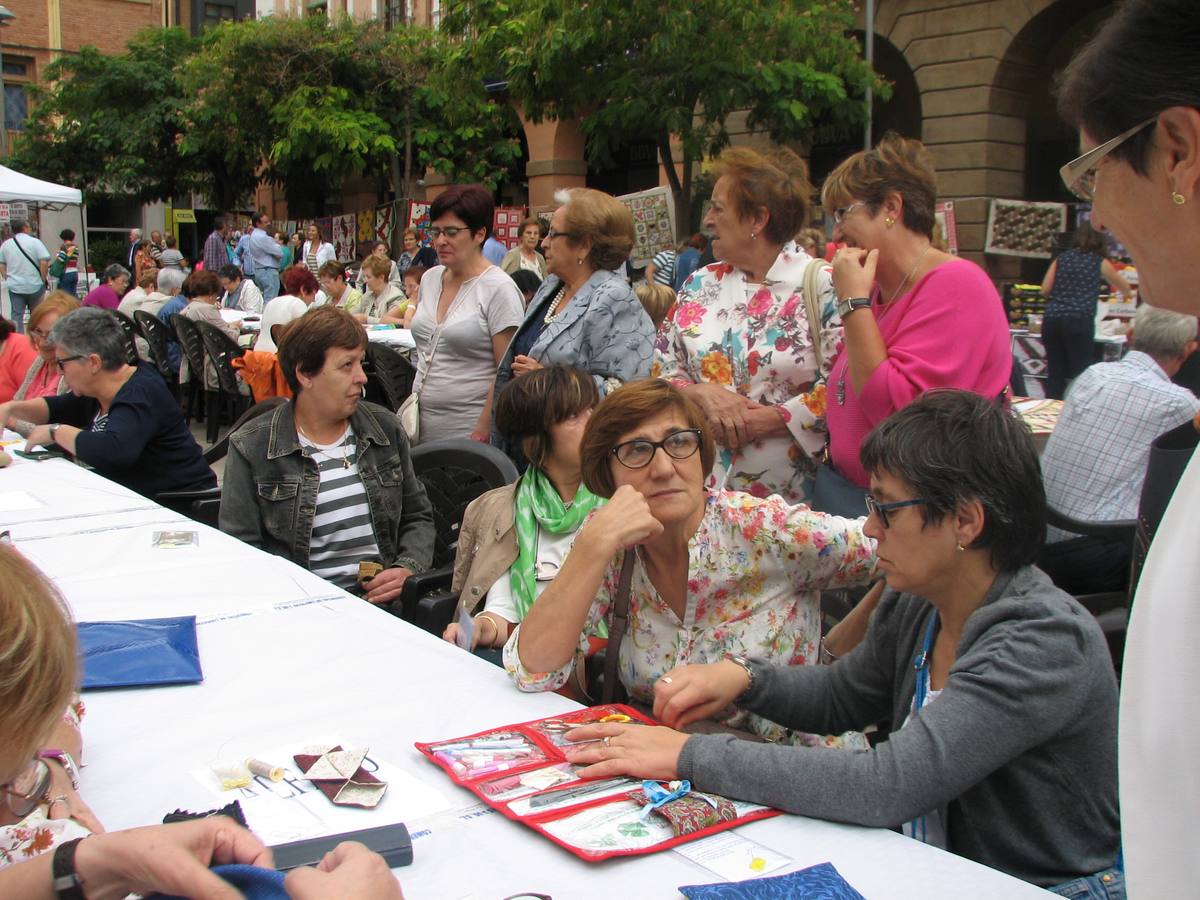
[579,379,715,498]
[187,269,222,299]
[0,545,77,760]
[137,267,160,290]
[277,306,367,394]
[360,255,392,279]
[430,184,493,237]
[558,189,635,271]
[634,283,677,329]
[520,216,541,234]
[28,291,80,336]
[821,133,937,238]
[711,147,813,245]
[494,366,599,469]
[317,260,346,281]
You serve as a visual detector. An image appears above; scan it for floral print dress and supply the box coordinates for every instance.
[503,490,876,746]
[654,245,841,504]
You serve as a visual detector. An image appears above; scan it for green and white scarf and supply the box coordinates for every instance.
[510,467,603,620]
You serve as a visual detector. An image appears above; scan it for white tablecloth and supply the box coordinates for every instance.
[0,457,1048,898]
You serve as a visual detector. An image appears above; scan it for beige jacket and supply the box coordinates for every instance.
[451,483,517,616]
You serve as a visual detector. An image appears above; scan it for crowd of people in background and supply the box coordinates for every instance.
[1,2,1199,896]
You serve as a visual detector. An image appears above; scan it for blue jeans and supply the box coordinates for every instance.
[8,287,45,333]
[253,267,280,303]
[57,272,79,298]
[1049,867,1125,899]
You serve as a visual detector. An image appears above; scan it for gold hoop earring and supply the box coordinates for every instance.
[1173,191,1187,206]
[956,543,966,552]
[750,231,757,240]
[576,257,583,265]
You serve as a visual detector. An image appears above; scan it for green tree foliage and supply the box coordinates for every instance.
[11,29,199,203]
[14,17,520,211]
[443,0,886,231]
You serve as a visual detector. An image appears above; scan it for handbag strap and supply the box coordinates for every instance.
[601,551,637,705]
[802,257,826,369]
[11,235,47,288]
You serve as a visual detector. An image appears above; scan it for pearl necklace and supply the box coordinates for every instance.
[543,285,569,325]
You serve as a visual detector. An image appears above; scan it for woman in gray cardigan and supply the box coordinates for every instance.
[566,390,1121,896]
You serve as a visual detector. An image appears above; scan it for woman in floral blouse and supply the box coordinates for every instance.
[504,380,876,745]
[655,147,838,503]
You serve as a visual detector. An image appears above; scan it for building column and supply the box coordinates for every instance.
[518,111,588,210]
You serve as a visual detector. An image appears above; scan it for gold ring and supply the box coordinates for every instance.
[47,795,69,808]
[602,736,612,747]
[661,676,673,685]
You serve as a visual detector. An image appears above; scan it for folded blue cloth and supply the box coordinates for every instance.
[679,861,866,899]
[78,616,202,689]
[159,864,287,899]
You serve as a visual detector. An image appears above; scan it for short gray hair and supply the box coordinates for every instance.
[102,264,130,283]
[157,268,185,293]
[1133,304,1198,359]
[48,308,129,371]
[9,219,28,232]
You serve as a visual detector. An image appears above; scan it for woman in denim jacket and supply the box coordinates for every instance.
[220,307,434,603]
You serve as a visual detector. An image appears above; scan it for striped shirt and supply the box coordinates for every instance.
[300,427,381,590]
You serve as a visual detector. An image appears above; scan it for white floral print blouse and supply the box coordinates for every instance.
[503,490,876,746]
[654,245,841,504]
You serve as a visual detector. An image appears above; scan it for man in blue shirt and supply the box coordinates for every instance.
[247,212,283,302]
[482,232,506,266]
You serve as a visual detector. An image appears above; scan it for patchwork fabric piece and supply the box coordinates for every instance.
[376,202,398,246]
[293,745,387,808]
[333,214,356,262]
[405,202,429,241]
[357,209,376,243]
[631,788,736,837]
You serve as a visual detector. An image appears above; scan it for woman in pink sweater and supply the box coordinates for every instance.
[821,135,1011,491]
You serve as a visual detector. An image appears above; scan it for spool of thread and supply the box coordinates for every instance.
[246,758,285,782]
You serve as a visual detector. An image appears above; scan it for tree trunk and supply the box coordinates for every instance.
[402,98,414,200]
[656,131,687,242]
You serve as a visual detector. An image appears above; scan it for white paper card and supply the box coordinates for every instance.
[673,831,792,882]
[454,605,474,650]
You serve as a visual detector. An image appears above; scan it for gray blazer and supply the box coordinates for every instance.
[677,565,1119,888]
[494,269,656,401]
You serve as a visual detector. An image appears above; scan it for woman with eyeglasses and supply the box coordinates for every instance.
[4,293,81,436]
[565,390,1120,895]
[821,135,1011,501]
[442,366,601,659]
[0,544,405,898]
[491,189,656,462]
[655,147,836,504]
[408,184,524,443]
[0,308,215,499]
[1056,2,1200,894]
[504,379,876,744]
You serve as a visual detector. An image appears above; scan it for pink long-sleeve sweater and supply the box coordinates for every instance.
[827,258,1012,487]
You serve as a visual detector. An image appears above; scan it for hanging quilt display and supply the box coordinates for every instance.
[375,202,398,248]
[934,201,959,255]
[332,214,356,262]
[616,187,676,267]
[357,209,376,244]
[984,199,1067,259]
[493,207,527,250]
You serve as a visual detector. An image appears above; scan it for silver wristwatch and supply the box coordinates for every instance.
[724,654,757,702]
[836,296,873,319]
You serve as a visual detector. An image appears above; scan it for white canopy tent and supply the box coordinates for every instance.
[0,165,88,321]
[0,164,83,208]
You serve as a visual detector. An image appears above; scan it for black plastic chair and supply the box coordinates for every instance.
[111,309,141,366]
[156,397,290,527]
[396,439,520,634]
[171,314,209,426]
[364,342,416,412]
[195,320,250,445]
[134,310,178,385]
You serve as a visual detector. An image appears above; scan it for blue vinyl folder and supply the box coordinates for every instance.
[78,616,203,689]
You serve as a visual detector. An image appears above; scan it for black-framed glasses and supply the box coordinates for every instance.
[545,229,577,241]
[55,355,84,372]
[427,226,472,239]
[1,759,51,818]
[612,429,701,469]
[865,494,927,529]
[1059,116,1157,202]
[833,201,866,224]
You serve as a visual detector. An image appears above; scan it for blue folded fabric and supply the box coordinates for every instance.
[158,864,287,899]
[679,861,866,899]
[77,616,203,689]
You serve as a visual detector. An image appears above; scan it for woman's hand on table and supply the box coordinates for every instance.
[831,246,879,303]
[284,841,404,900]
[511,354,543,377]
[683,382,759,449]
[362,567,413,605]
[73,817,272,900]
[563,723,688,781]
[586,484,664,551]
[44,769,105,834]
[24,424,53,451]
[652,661,751,730]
